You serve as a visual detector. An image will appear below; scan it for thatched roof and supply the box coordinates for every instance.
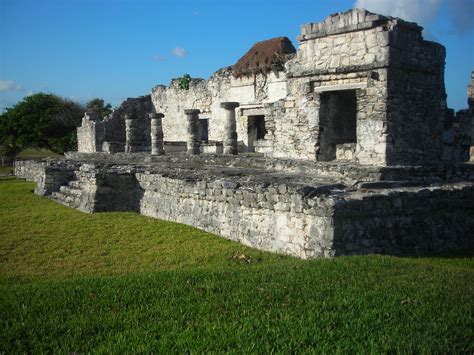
[233,37,296,78]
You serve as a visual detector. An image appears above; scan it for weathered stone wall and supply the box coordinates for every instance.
[333,185,474,255]
[77,112,105,153]
[14,160,77,196]
[77,8,452,167]
[134,172,474,258]
[151,68,287,151]
[137,173,331,258]
[268,9,391,162]
[77,96,154,153]
[15,158,474,258]
[276,9,445,165]
[386,22,446,164]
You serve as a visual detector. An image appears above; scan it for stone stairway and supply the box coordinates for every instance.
[50,179,84,209]
[49,164,97,212]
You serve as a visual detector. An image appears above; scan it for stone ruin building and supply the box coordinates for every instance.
[16,9,474,258]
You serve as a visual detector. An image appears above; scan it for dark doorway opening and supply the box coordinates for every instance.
[248,115,266,152]
[198,118,209,142]
[317,90,357,161]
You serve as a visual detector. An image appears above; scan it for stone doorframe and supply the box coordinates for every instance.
[312,82,368,162]
[238,105,266,152]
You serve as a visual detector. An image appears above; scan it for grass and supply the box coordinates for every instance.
[0,166,12,175]
[16,148,60,160]
[0,179,473,352]
[0,148,60,175]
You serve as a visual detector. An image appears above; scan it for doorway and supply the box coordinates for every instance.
[317,90,357,161]
[198,118,209,142]
[247,115,266,152]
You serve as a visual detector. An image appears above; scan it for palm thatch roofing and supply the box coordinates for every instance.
[232,37,296,78]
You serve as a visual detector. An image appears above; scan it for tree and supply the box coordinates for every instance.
[86,98,113,117]
[0,93,84,155]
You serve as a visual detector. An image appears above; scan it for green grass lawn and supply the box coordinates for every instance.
[16,148,61,160]
[0,179,473,352]
[0,166,12,175]
[1,148,60,175]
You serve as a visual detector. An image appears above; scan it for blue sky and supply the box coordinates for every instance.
[0,0,473,111]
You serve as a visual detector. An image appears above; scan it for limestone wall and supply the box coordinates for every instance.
[151,68,287,151]
[77,96,154,153]
[76,8,451,166]
[271,9,447,165]
[271,10,391,163]
[137,173,334,258]
[77,112,105,153]
[15,159,474,258]
[14,160,77,196]
[294,10,391,72]
[386,23,446,164]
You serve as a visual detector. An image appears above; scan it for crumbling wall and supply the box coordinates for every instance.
[136,172,474,258]
[15,158,474,258]
[152,77,214,143]
[77,96,154,153]
[151,67,288,151]
[266,9,447,165]
[77,112,104,153]
[14,160,77,196]
[269,9,391,163]
[386,22,446,164]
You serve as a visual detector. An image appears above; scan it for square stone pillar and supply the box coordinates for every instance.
[185,109,201,155]
[150,113,165,155]
[220,102,240,155]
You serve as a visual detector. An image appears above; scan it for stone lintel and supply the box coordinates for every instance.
[149,113,165,119]
[220,102,240,110]
[312,82,368,93]
[184,109,201,115]
[124,113,137,120]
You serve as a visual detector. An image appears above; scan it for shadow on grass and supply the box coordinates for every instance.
[404,249,474,259]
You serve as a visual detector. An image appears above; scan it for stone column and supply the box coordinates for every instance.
[150,113,165,155]
[220,102,240,155]
[125,113,139,153]
[185,109,201,155]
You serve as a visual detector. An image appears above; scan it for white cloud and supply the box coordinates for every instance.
[171,47,188,58]
[0,80,22,92]
[354,0,443,26]
[152,54,167,62]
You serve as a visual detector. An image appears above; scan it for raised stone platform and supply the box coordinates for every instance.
[15,154,474,258]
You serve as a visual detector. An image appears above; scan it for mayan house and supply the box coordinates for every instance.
[77,9,459,166]
[17,9,473,259]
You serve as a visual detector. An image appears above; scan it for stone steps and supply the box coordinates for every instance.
[68,180,84,189]
[50,190,81,209]
[50,178,84,209]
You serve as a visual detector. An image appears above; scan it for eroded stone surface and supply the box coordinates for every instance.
[18,8,474,259]
[75,9,471,165]
[14,156,474,258]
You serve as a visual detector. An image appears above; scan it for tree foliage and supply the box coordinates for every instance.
[86,98,113,117]
[0,93,84,154]
[178,74,191,90]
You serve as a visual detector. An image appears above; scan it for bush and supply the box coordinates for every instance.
[0,93,84,154]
